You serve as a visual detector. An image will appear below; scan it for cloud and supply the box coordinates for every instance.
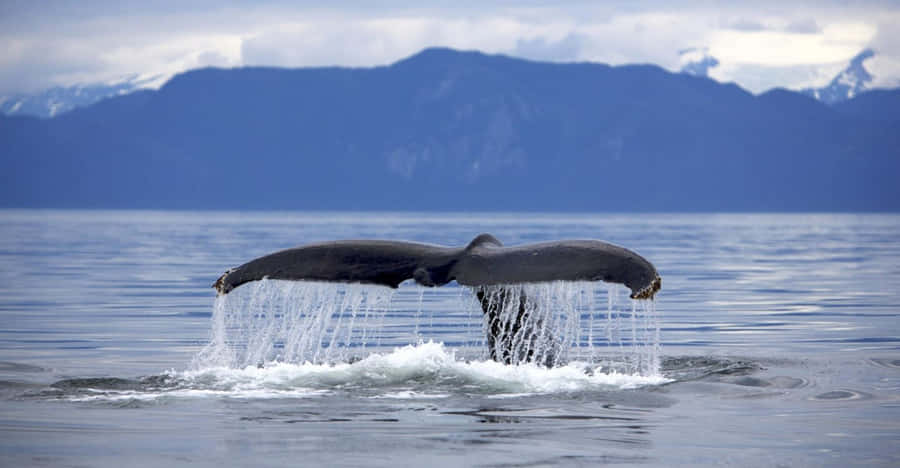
[679,48,720,77]
[240,18,436,68]
[866,11,900,88]
[725,18,768,32]
[708,23,875,67]
[569,12,710,69]
[0,10,244,93]
[0,1,899,96]
[512,33,586,62]
[239,16,580,68]
[698,19,886,91]
[785,18,821,34]
[196,50,234,68]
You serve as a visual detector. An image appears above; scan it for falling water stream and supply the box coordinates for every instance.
[193,279,662,377]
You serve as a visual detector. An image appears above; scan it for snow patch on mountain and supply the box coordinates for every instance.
[802,49,874,105]
[0,75,160,118]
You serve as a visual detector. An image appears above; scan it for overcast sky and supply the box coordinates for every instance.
[1,0,898,95]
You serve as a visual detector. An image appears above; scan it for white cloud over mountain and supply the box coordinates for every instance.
[0,1,898,96]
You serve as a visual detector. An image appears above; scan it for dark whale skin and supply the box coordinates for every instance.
[214,233,660,300]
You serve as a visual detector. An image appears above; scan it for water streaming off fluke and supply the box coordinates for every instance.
[194,279,662,377]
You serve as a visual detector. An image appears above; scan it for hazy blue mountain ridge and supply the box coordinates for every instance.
[2,48,897,211]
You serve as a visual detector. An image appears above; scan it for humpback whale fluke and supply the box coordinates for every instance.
[213,234,660,299]
[213,234,660,364]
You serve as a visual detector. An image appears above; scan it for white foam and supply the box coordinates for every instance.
[64,342,669,402]
[67,388,329,402]
[370,391,451,399]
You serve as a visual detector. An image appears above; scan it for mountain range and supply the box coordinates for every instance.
[1,48,898,211]
[2,48,885,118]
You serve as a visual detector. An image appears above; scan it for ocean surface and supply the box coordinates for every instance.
[0,210,898,467]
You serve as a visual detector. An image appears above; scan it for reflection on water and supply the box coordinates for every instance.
[0,211,899,467]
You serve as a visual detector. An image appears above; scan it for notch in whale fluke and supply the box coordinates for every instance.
[213,234,660,300]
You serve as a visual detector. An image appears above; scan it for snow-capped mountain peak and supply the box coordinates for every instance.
[802,49,874,105]
[0,75,159,118]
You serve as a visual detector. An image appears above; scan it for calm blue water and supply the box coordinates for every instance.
[1,211,898,466]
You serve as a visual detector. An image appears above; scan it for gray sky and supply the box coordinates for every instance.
[1,0,898,95]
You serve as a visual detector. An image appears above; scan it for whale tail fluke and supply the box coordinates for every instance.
[212,234,660,365]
